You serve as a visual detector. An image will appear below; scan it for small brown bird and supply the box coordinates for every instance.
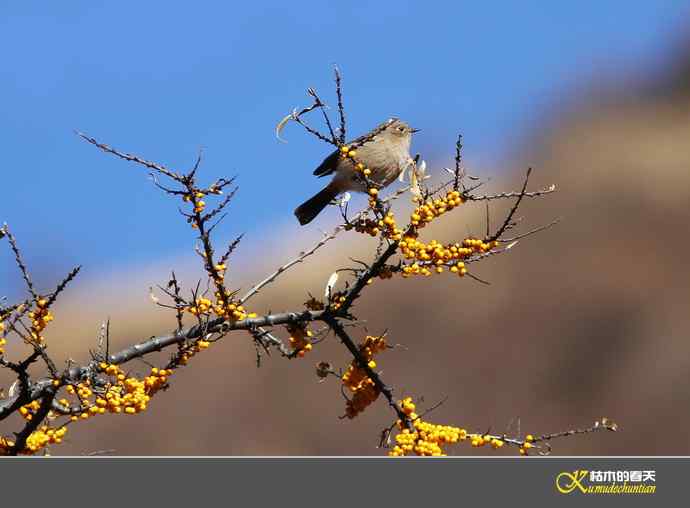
[294,118,418,225]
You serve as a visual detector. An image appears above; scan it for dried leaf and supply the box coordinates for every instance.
[8,380,19,398]
[417,159,427,179]
[410,167,422,200]
[315,361,332,379]
[148,288,159,305]
[398,164,408,182]
[324,272,339,299]
[275,112,294,143]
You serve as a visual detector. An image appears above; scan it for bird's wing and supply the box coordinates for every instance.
[313,150,340,177]
[313,119,394,177]
[348,118,394,146]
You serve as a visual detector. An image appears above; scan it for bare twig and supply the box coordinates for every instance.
[239,228,340,305]
[334,65,346,144]
[78,132,183,182]
[454,134,463,191]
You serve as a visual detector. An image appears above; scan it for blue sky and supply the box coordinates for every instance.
[1,1,688,293]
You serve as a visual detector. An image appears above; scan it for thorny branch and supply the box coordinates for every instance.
[0,71,614,456]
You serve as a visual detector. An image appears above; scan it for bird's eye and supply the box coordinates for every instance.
[398,126,405,132]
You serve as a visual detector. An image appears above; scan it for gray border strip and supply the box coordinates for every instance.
[0,457,681,506]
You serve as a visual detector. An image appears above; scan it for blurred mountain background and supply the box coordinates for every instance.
[2,2,690,454]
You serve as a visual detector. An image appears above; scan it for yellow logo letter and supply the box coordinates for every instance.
[556,470,589,494]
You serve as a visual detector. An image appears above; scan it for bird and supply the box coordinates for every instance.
[294,118,418,225]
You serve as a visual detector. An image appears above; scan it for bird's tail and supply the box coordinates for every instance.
[294,184,339,225]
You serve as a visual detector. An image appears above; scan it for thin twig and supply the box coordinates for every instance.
[78,132,183,182]
[334,65,346,144]
[239,228,340,305]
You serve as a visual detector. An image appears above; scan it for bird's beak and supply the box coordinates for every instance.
[410,128,421,133]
